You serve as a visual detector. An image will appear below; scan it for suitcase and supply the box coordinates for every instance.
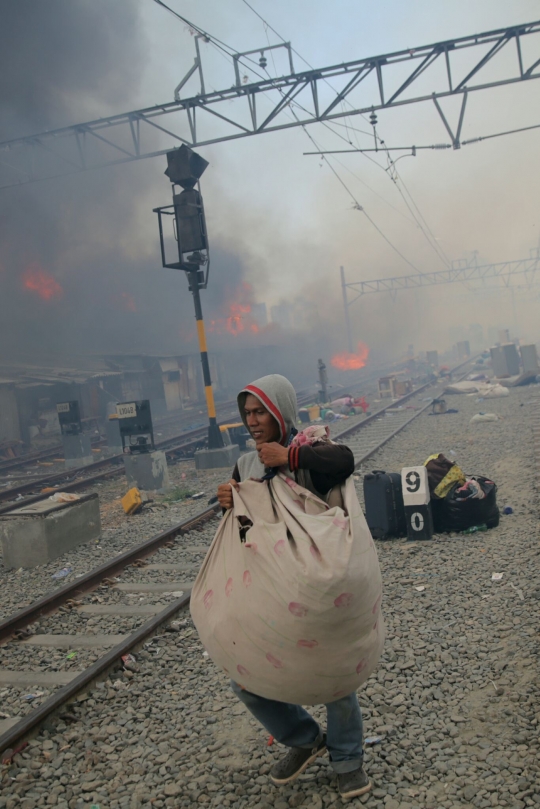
[363,470,407,539]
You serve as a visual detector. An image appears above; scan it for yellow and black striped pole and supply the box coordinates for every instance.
[189,271,224,449]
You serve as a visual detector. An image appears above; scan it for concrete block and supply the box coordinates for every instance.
[105,417,123,454]
[0,493,101,569]
[195,444,240,470]
[123,450,170,493]
[62,434,93,469]
[520,344,539,373]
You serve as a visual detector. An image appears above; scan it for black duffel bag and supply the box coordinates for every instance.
[431,476,499,533]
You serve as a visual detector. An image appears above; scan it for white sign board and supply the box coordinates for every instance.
[116,402,137,419]
[401,466,430,506]
[56,402,70,414]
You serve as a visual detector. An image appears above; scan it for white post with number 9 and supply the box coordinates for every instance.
[401,466,434,541]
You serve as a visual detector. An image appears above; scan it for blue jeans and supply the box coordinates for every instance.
[231,680,364,774]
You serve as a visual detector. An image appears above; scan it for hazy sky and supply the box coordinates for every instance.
[1,0,540,362]
[120,0,540,332]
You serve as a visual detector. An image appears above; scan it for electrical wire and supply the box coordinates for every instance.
[238,0,450,270]
[298,123,424,273]
[462,120,540,145]
[379,146,451,268]
[152,0,271,82]
[155,0,425,275]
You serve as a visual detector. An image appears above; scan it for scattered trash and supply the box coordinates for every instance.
[121,654,138,672]
[462,524,488,534]
[66,652,78,660]
[431,398,447,415]
[491,572,504,581]
[49,492,80,503]
[192,492,206,500]
[490,680,505,696]
[365,736,384,746]
[503,506,514,515]
[202,651,209,658]
[121,487,143,515]
[470,413,501,424]
[267,735,274,747]
[510,582,524,600]
[22,692,44,700]
[414,586,426,592]
[52,566,73,579]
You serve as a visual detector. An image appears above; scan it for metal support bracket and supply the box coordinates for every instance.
[174,36,207,101]
[432,90,468,149]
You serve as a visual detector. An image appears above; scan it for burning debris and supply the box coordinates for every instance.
[331,342,370,371]
[22,263,63,302]
[208,283,261,336]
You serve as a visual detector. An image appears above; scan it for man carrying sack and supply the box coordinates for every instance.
[191,374,384,800]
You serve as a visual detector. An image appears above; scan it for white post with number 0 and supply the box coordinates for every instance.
[401,466,433,541]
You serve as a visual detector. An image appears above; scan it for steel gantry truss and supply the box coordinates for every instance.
[342,251,540,305]
[1,20,540,189]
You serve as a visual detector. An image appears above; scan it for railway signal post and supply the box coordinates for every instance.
[153,145,239,469]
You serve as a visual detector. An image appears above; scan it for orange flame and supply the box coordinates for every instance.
[331,342,370,370]
[209,286,261,336]
[226,302,251,335]
[22,263,63,301]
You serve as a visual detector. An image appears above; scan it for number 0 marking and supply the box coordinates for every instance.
[411,512,424,531]
[405,471,421,493]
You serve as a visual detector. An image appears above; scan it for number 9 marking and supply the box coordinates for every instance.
[405,471,421,493]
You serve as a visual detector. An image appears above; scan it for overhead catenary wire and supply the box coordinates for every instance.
[299,121,425,274]
[155,0,426,275]
[238,0,452,270]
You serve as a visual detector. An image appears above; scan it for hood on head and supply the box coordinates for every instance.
[238,374,298,445]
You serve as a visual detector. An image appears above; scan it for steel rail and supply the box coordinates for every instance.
[0,505,219,643]
[0,378,377,509]
[0,597,190,758]
[0,356,477,755]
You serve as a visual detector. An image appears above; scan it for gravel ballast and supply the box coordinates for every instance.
[0,383,539,809]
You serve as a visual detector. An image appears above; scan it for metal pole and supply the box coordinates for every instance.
[340,265,353,352]
[189,271,224,449]
[318,359,328,404]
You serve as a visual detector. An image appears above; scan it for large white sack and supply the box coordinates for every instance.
[191,474,384,705]
[444,381,479,394]
[480,384,510,398]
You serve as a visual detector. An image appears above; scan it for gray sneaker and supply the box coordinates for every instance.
[338,766,372,799]
[269,734,327,785]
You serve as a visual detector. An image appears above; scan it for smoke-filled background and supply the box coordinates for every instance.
[1,0,540,384]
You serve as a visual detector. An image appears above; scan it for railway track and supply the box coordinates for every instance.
[0,355,477,757]
[0,373,386,510]
[0,385,324,477]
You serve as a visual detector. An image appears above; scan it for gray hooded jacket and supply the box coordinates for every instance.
[236,374,297,481]
[234,374,354,495]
